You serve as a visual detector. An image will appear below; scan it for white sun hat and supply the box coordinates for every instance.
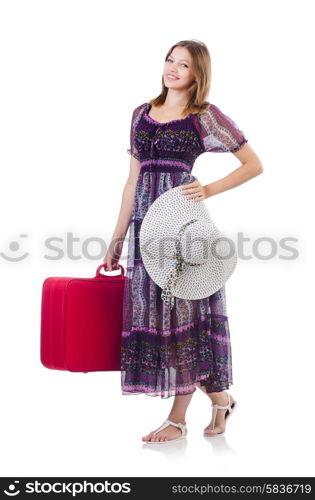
[139,186,238,309]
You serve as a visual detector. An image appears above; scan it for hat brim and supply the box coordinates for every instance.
[139,186,238,300]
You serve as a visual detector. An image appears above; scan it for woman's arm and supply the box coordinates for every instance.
[181,143,264,201]
[204,143,264,198]
[103,156,141,269]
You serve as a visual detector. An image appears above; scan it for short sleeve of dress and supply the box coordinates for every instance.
[127,105,143,161]
[197,104,248,153]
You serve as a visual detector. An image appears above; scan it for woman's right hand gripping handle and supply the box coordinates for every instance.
[102,237,124,271]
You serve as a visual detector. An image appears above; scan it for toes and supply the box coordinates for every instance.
[204,426,223,435]
[204,425,216,434]
[142,431,155,441]
[144,429,181,442]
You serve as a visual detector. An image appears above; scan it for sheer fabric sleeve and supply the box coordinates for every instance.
[127,105,142,161]
[197,104,248,153]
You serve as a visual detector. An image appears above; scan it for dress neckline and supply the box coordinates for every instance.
[144,102,193,125]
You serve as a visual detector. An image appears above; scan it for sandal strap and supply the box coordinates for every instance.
[212,403,231,410]
[152,419,187,436]
[166,419,187,435]
[211,393,232,411]
[205,395,237,432]
[208,394,233,430]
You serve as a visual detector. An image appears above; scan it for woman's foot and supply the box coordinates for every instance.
[142,418,186,442]
[203,392,236,436]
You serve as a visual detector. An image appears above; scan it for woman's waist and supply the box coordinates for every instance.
[140,158,192,174]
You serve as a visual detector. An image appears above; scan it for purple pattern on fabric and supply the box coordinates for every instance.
[121,102,248,398]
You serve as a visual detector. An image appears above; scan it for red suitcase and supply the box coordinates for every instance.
[40,263,126,372]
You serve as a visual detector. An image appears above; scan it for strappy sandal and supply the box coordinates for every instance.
[203,393,237,437]
[145,419,187,444]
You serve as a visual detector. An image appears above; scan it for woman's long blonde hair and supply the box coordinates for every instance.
[149,39,212,117]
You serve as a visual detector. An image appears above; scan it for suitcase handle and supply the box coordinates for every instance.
[95,263,125,278]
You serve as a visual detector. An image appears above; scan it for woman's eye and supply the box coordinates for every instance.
[167,58,188,68]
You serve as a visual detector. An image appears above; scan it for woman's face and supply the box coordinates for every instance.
[163,46,195,90]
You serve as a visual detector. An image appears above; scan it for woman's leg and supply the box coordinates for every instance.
[195,382,236,435]
[142,391,194,442]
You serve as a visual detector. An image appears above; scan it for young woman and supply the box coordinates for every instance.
[103,39,263,443]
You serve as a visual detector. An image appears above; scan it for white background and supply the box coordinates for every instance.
[0,0,314,478]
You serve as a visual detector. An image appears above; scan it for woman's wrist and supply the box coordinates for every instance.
[111,234,125,244]
[204,183,215,199]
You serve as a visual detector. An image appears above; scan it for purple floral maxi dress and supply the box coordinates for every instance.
[120,101,248,398]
